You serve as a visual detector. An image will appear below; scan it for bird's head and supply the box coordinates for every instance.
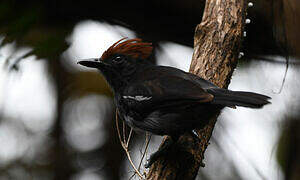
[77,38,153,91]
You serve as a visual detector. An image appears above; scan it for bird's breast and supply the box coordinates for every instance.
[116,98,142,130]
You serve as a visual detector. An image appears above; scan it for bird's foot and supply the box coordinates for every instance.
[144,137,175,168]
[145,151,162,168]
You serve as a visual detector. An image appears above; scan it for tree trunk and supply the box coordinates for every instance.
[146,0,247,179]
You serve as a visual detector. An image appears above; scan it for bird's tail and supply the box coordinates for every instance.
[210,89,271,108]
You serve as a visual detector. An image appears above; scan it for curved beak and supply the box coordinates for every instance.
[77,58,109,68]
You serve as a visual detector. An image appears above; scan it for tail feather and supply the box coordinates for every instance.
[210,89,271,108]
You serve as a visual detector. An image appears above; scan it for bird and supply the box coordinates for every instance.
[77,38,271,168]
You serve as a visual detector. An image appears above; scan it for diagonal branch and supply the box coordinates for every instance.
[146,0,247,179]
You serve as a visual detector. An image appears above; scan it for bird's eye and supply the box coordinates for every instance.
[113,56,123,63]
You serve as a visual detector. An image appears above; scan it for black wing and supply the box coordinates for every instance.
[121,75,214,115]
[119,75,215,135]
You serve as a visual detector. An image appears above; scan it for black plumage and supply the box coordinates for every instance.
[77,38,271,167]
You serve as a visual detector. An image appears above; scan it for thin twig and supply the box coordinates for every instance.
[115,111,125,147]
[127,128,133,147]
[124,145,144,180]
[115,110,145,179]
[143,134,151,176]
[123,120,126,142]
[130,133,152,179]
[138,133,152,171]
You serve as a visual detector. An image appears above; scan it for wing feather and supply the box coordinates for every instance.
[122,75,214,115]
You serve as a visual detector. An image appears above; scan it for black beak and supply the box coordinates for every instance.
[77,58,108,68]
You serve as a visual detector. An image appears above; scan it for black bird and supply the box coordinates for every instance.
[78,38,271,167]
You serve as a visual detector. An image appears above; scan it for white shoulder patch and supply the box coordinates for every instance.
[123,95,152,101]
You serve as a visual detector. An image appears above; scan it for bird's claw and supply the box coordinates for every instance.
[144,160,151,168]
[144,137,177,168]
[144,154,156,168]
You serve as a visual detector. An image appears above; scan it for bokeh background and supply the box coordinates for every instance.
[0,0,299,179]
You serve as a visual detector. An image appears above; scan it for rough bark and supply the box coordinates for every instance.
[146,0,247,179]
